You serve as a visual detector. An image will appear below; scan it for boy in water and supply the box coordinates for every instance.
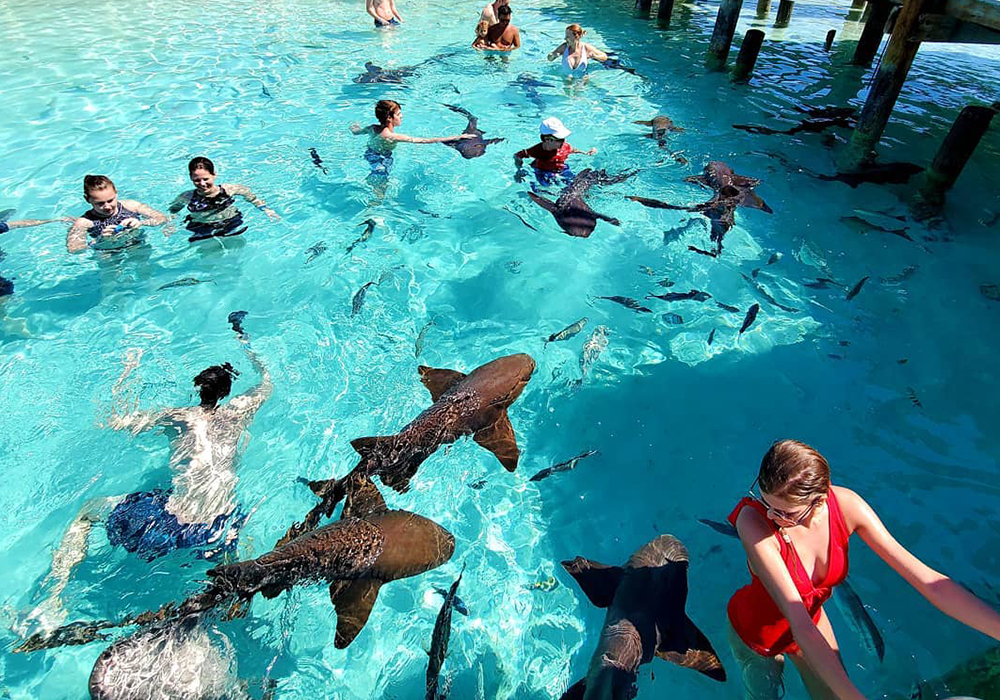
[514,117,596,187]
[366,0,403,27]
[66,175,169,253]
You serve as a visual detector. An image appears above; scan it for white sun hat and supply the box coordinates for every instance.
[539,117,571,139]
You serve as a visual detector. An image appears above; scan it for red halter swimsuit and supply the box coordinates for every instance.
[727,488,851,656]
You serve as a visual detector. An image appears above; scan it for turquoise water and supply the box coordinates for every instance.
[1,0,999,696]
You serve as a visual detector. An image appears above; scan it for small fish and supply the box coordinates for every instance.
[663,219,700,245]
[845,276,870,301]
[346,218,377,254]
[662,313,683,325]
[647,289,711,302]
[638,265,656,276]
[739,303,760,334]
[751,268,761,279]
[305,241,327,263]
[157,277,214,290]
[433,586,470,616]
[802,277,844,290]
[529,449,598,482]
[656,278,675,288]
[418,209,450,219]
[308,148,328,175]
[0,208,14,222]
[261,84,272,99]
[839,340,850,347]
[698,518,738,538]
[545,317,588,346]
[228,310,248,337]
[707,328,716,345]
[980,284,1000,302]
[526,576,558,592]
[841,215,913,241]
[505,260,522,274]
[832,579,885,662]
[767,252,782,265]
[415,320,434,358]
[828,354,844,360]
[351,281,375,317]
[906,387,922,408]
[597,296,652,313]
[467,477,487,490]
[897,358,908,364]
[688,245,718,258]
[879,265,918,285]
[742,274,799,313]
[716,302,740,313]
[579,326,609,379]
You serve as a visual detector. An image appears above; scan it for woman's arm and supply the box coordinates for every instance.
[226,183,280,221]
[167,191,191,214]
[547,42,567,60]
[736,508,869,700]
[389,0,403,21]
[66,218,93,253]
[843,487,1000,642]
[121,199,168,227]
[586,43,609,62]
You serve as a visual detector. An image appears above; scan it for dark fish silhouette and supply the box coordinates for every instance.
[512,73,554,112]
[845,276,869,301]
[442,104,503,159]
[741,273,799,313]
[663,219,702,245]
[698,518,737,538]
[157,277,214,290]
[707,328,716,345]
[733,105,856,136]
[546,317,588,345]
[880,265,918,285]
[351,281,375,317]
[346,218,377,254]
[981,283,1000,302]
[305,241,328,263]
[433,585,469,616]
[647,289,711,302]
[528,169,636,238]
[832,579,885,662]
[739,304,760,334]
[426,568,464,700]
[354,61,419,84]
[597,296,652,313]
[716,302,740,313]
[286,354,536,542]
[634,115,684,146]
[308,147,328,174]
[529,449,598,482]
[818,162,924,188]
[467,477,487,490]
[904,645,1000,699]
[802,278,844,290]
[656,278,676,288]
[415,320,434,358]
[906,387,922,408]
[261,84,272,99]
[602,54,639,75]
[560,535,726,699]
[841,211,911,241]
[227,310,248,338]
[662,313,683,325]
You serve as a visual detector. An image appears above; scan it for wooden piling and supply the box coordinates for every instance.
[843,0,927,168]
[853,0,893,65]
[920,105,997,205]
[732,29,766,81]
[774,0,795,27]
[756,0,772,19]
[706,0,745,70]
[825,29,837,49]
[657,0,677,27]
[636,0,653,18]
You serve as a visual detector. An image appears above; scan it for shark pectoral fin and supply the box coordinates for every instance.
[473,412,520,472]
[527,192,558,214]
[351,435,394,459]
[560,557,624,608]
[593,211,621,226]
[417,366,467,401]
[633,120,653,126]
[627,196,688,211]
[743,191,773,214]
[331,579,382,649]
[559,678,587,700]
[655,615,727,682]
[342,476,388,518]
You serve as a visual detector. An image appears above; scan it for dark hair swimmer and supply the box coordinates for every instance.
[66,175,170,253]
[726,439,1000,700]
[167,157,279,243]
[21,315,271,635]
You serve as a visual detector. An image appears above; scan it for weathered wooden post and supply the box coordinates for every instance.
[732,29,766,81]
[706,0,745,70]
[843,0,926,168]
[774,0,794,27]
[825,29,836,50]
[636,0,653,18]
[657,0,677,27]
[853,0,893,65]
[919,105,997,205]
[756,0,772,19]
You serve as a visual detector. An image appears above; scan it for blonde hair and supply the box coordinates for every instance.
[758,439,831,505]
[475,19,490,37]
[566,24,586,38]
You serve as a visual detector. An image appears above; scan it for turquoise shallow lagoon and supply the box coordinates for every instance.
[1,0,998,696]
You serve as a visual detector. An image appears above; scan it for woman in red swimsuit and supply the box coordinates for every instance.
[728,440,1000,700]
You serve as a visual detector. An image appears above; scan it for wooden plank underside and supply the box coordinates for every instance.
[919,12,1000,41]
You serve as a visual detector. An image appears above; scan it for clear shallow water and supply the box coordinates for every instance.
[1,0,999,696]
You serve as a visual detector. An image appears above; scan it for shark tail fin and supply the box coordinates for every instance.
[560,557,624,608]
[473,411,520,471]
[655,614,727,682]
[351,436,422,493]
[418,366,467,402]
[559,678,587,700]
[330,578,382,649]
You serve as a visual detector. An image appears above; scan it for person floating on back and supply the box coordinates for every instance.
[367,0,403,27]
[167,157,279,243]
[727,439,1000,700]
[66,175,169,253]
[482,5,520,51]
[514,117,596,187]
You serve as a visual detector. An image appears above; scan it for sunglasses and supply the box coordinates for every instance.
[748,477,819,526]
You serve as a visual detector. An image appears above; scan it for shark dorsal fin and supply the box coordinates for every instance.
[351,435,394,459]
[330,578,382,649]
[418,366,467,402]
[561,557,624,608]
[473,412,520,471]
[655,614,727,682]
[342,476,388,519]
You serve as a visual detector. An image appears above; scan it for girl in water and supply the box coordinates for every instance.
[547,24,609,75]
[167,157,279,242]
[728,439,1000,699]
[472,19,492,48]
[67,175,169,253]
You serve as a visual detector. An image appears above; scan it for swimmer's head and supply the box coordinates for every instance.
[188,157,217,193]
[375,99,402,127]
[757,439,830,507]
[475,19,490,37]
[83,175,119,216]
[193,363,239,409]
[497,5,512,20]
[566,23,586,41]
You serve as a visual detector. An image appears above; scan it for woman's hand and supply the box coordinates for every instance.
[587,148,597,155]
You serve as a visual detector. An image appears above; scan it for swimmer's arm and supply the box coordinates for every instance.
[509,27,521,50]
[4,218,74,230]
[234,343,272,415]
[121,199,168,227]
[845,487,1000,642]
[386,132,471,144]
[547,42,567,61]
[569,147,598,156]
[66,218,93,253]
[108,409,172,434]
[167,191,191,215]
[389,0,403,21]
[736,508,870,700]
[365,0,379,21]
[226,184,280,221]
[586,44,609,62]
